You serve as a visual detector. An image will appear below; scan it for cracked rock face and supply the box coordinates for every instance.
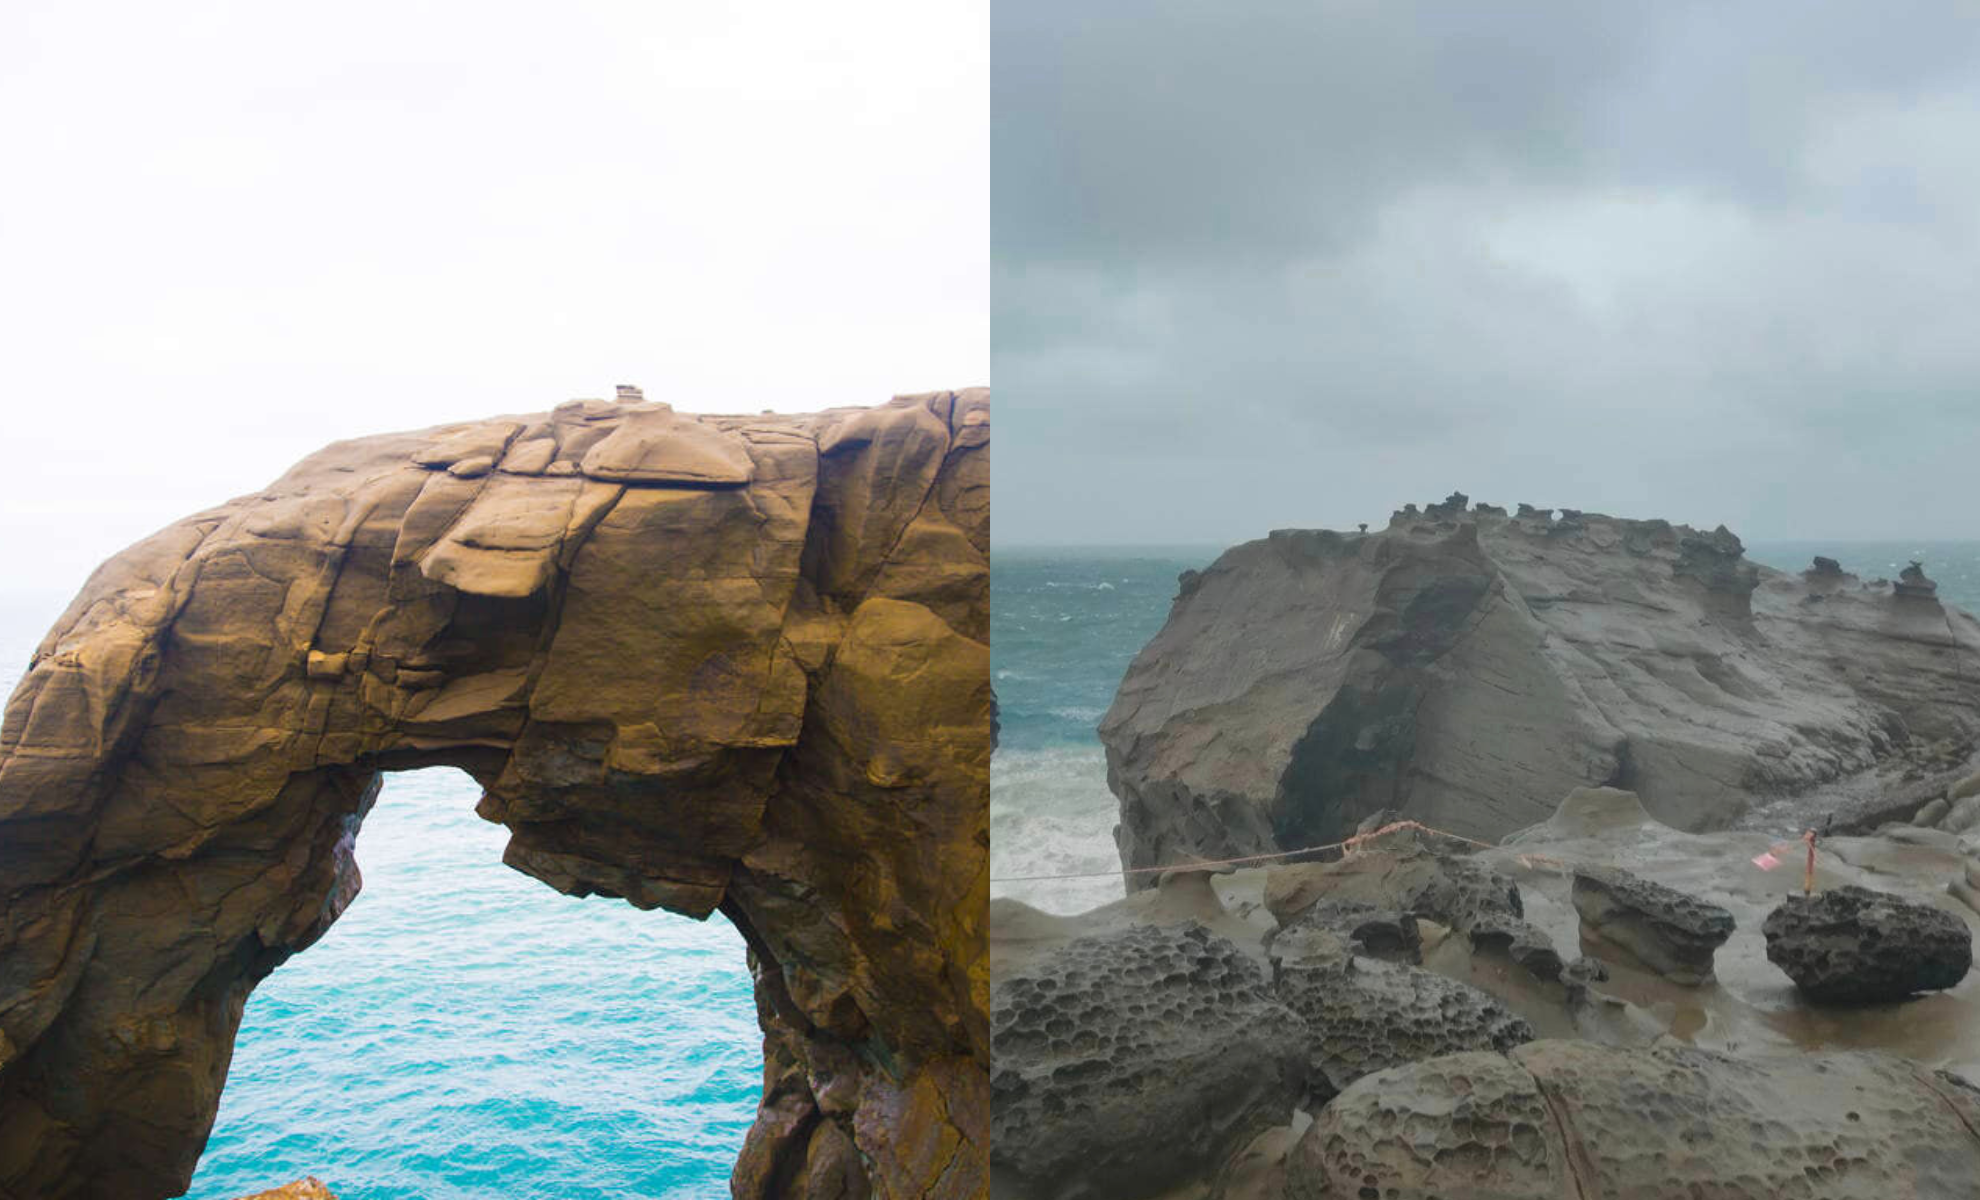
[1763,885,1972,1004]
[1288,1040,1980,1200]
[988,923,1307,1200]
[1101,503,1980,880]
[0,390,989,1200]
[1572,865,1735,984]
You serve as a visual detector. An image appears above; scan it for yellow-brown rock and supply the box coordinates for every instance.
[0,390,990,1200]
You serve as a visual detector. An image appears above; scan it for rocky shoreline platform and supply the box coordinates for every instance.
[995,498,1980,1198]
[993,787,1980,1198]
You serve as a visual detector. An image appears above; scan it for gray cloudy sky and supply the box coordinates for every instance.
[992,1,1980,546]
[1,1,985,603]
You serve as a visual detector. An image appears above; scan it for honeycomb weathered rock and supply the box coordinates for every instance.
[1270,950,1533,1103]
[1573,864,1735,984]
[1291,1040,1980,1199]
[990,922,1306,1200]
[1763,885,1972,1003]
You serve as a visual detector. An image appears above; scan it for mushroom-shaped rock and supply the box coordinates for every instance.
[1762,885,1972,1003]
[989,922,1307,1200]
[1571,864,1735,985]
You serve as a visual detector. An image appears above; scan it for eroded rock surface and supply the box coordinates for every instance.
[1572,864,1734,984]
[1289,1040,1980,1200]
[0,390,990,1200]
[1269,947,1532,1104]
[989,923,1306,1200]
[1100,500,1980,880]
[1764,885,1972,1004]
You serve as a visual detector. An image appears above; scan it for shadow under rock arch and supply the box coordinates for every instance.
[0,391,990,1200]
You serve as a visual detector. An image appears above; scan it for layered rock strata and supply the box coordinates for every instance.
[1101,498,1980,882]
[1572,864,1734,984]
[0,390,990,1200]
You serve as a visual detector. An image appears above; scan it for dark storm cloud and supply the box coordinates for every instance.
[993,1,1980,546]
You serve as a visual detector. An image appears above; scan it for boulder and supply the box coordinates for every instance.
[1099,503,1980,880]
[0,390,990,1200]
[1917,796,1952,828]
[1269,945,1532,1103]
[1288,1040,1980,1200]
[989,922,1307,1200]
[1571,865,1735,984]
[1762,885,1972,1003]
[1266,831,1566,983]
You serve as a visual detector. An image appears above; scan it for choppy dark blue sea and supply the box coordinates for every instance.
[990,540,1980,915]
[0,594,758,1200]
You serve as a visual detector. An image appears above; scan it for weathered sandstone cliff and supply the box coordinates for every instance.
[0,389,989,1200]
[1102,495,1980,881]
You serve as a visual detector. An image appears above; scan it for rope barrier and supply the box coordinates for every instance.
[989,819,1554,884]
[991,817,1822,887]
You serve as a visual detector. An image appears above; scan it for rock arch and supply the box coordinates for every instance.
[0,390,990,1200]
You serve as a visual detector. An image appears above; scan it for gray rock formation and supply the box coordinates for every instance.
[1763,885,1973,1003]
[989,922,1306,1200]
[1287,1040,1980,1200]
[1270,947,1532,1103]
[1099,502,1980,881]
[1266,828,1565,982]
[1572,864,1734,984]
[1270,897,1420,962]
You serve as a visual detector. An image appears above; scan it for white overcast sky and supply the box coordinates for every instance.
[0,2,986,602]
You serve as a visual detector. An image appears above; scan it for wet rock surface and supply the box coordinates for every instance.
[1764,885,1973,1004]
[1100,501,1980,879]
[1270,948,1532,1104]
[1572,864,1735,984]
[989,922,1306,1200]
[1289,1040,1980,1200]
[0,390,990,1200]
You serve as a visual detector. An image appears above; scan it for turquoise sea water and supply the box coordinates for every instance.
[990,539,1980,915]
[0,595,759,1200]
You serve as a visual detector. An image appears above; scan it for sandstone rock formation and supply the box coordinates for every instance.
[1571,864,1734,985]
[989,922,1307,1200]
[1269,943,1532,1104]
[1100,499,1980,882]
[0,390,990,1200]
[1288,1040,1980,1200]
[1763,885,1972,1004]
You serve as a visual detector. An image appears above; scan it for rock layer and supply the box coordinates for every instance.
[0,390,990,1200]
[1572,864,1734,984]
[1763,885,1973,1004]
[1100,500,1980,881]
[1288,1041,1980,1200]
